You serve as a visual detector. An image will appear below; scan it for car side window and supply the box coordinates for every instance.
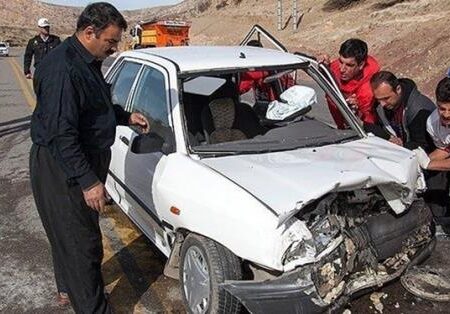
[131,66,170,128]
[110,61,142,108]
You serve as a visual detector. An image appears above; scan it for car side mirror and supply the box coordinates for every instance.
[131,132,174,155]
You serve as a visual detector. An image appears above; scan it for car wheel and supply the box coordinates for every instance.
[180,234,242,314]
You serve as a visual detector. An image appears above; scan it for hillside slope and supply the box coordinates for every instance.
[0,0,448,95]
[185,0,449,96]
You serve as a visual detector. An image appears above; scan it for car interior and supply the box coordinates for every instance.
[181,70,358,153]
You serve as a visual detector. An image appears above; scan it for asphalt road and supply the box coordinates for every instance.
[0,47,449,314]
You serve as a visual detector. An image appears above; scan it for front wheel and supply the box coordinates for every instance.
[179,234,242,314]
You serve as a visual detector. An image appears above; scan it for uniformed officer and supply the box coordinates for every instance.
[29,3,149,312]
[23,17,61,79]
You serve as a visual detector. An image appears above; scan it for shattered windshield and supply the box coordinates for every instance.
[181,65,360,154]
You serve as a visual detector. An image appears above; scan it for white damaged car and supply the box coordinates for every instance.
[105,29,435,314]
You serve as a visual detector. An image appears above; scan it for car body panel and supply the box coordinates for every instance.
[201,135,420,225]
[151,152,308,270]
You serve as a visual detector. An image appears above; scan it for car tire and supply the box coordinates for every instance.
[179,233,242,314]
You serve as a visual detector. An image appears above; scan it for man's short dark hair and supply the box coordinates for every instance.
[436,77,450,103]
[76,2,127,34]
[339,38,368,64]
[370,71,400,90]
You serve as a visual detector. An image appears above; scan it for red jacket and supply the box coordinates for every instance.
[239,71,294,101]
[327,55,380,129]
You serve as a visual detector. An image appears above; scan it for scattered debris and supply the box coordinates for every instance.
[401,266,450,302]
[342,309,351,314]
[394,302,400,309]
[370,292,387,313]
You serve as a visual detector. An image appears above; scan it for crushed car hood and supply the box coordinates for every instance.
[201,136,420,225]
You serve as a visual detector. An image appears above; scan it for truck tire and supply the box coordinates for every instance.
[179,233,242,314]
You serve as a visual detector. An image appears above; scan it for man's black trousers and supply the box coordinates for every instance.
[30,144,112,314]
[424,170,450,226]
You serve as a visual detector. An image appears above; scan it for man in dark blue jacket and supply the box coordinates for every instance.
[23,17,61,79]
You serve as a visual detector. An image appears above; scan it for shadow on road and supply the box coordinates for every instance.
[0,115,31,127]
[0,115,31,137]
[102,234,166,313]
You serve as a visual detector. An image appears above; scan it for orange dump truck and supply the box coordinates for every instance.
[132,20,191,49]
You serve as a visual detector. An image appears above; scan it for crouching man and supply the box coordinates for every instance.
[366,71,447,226]
[415,77,450,231]
[367,71,436,149]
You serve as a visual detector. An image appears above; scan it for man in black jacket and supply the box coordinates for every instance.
[366,71,436,151]
[366,71,446,223]
[23,17,61,79]
[30,3,149,312]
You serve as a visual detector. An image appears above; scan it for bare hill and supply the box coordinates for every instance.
[184,0,449,96]
[0,0,448,96]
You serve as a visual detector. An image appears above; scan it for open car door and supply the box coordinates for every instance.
[239,25,364,131]
[240,24,287,52]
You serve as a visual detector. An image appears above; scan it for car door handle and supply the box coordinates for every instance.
[119,136,130,146]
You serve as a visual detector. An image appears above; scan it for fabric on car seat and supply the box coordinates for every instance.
[206,98,247,144]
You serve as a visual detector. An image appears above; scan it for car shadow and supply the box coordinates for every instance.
[102,233,168,313]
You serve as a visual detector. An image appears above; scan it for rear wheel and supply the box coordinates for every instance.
[179,234,242,314]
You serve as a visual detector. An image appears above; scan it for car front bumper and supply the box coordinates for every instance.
[223,237,435,314]
[223,199,436,313]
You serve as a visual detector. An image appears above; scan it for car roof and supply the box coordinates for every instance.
[119,46,308,75]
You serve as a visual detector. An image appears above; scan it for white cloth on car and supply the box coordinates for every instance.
[266,85,317,120]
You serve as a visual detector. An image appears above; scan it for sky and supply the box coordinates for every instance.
[43,1,182,10]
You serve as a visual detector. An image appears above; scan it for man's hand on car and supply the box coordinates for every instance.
[83,182,108,213]
[129,112,150,133]
[389,136,403,146]
[345,94,359,114]
[317,54,331,66]
[25,73,32,79]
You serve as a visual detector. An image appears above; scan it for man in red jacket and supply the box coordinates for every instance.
[321,38,380,129]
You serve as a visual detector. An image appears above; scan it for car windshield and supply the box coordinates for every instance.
[0,44,6,48]
[181,65,361,155]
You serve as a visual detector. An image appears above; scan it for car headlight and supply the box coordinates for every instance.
[282,215,342,271]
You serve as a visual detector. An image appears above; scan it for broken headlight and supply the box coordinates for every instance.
[310,215,340,253]
[282,215,342,269]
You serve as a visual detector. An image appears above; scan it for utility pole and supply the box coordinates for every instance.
[277,0,283,31]
[293,0,298,32]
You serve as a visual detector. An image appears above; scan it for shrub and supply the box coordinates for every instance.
[323,0,364,12]
[197,0,212,13]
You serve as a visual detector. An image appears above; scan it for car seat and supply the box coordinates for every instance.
[201,96,268,144]
[201,97,247,144]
